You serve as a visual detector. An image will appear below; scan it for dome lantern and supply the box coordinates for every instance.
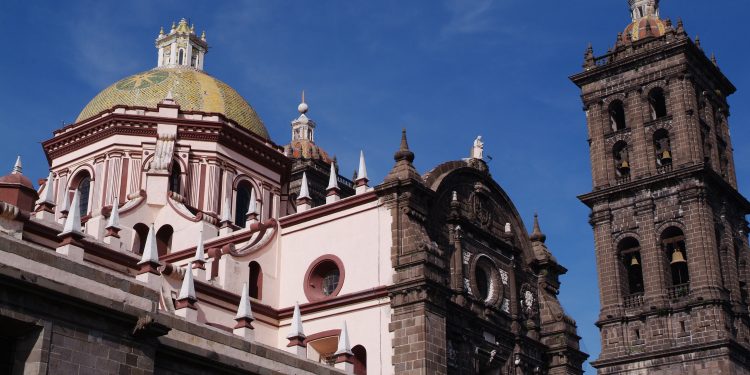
[629,0,660,21]
[622,0,666,44]
[291,91,315,143]
[156,18,208,70]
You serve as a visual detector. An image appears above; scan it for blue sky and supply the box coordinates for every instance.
[1,0,748,371]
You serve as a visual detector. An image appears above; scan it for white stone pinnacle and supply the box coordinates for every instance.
[12,155,22,174]
[178,262,196,301]
[335,321,353,356]
[106,198,121,230]
[222,195,232,222]
[357,151,368,181]
[235,282,254,320]
[138,224,160,265]
[37,172,55,205]
[61,188,71,213]
[248,188,257,216]
[60,190,82,235]
[286,302,305,339]
[194,231,206,263]
[327,163,339,191]
[298,172,310,200]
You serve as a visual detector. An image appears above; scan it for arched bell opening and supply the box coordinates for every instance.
[648,87,668,120]
[613,141,631,178]
[609,100,627,132]
[653,129,673,167]
[661,227,690,299]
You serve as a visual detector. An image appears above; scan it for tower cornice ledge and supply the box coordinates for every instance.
[591,338,749,370]
[578,164,750,211]
[570,36,735,96]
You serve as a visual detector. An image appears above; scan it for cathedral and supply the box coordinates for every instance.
[0,0,746,374]
[572,0,750,373]
[0,15,584,375]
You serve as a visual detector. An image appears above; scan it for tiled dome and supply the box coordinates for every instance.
[622,17,667,43]
[284,140,332,164]
[76,67,269,139]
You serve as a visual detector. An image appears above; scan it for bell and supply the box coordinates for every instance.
[619,160,630,171]
[670,249,687,265]
[630,255,640,267]
[661,150,672,162]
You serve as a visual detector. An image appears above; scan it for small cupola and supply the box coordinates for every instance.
[0,156,38,211]
[155,18,208,70]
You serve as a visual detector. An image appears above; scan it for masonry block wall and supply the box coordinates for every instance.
[572,11,750,375]
[0,234,343,375]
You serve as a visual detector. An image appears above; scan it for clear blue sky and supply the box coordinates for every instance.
[1,1,748,371]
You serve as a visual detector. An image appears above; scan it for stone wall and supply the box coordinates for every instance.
[0,233,343,375]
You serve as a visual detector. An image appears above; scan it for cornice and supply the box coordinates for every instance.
[578,164,750,211]
[42,111,290,175]
[279,191,378,227]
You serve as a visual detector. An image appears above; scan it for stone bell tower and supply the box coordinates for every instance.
[571,0,750,373]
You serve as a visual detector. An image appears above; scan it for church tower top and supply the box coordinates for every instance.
[155,18,208,70]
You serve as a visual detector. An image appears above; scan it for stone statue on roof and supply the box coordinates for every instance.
[471,136,484,160]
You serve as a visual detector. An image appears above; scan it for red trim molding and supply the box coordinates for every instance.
[281,191,377,227]
[195,281,388,320]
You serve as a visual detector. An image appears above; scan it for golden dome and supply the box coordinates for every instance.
[76,67,269,139]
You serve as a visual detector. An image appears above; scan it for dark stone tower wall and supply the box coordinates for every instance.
[572,6,750,374]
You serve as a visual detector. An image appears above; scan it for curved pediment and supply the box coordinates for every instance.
[424,160,535,265]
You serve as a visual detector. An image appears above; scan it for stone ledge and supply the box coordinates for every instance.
[0,232,345,375]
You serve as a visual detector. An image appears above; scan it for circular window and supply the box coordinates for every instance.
[470,255,501,305]
[304,255,345,302]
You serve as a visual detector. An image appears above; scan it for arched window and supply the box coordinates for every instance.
[70,171,92,218]
[648,88,668,120]
[178,49,185,65]
[613,141,631,177]
[132,223,150,255]
[156,225,174,256]
[235,182,253,227]
[662,227,689,287]
[608,100,627,131]
[653,129,673,167]
[618,238,644,295]
[169,162,181,194]
[77,176,91,217]
[249,261,263,300]
[352,345,367,375]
